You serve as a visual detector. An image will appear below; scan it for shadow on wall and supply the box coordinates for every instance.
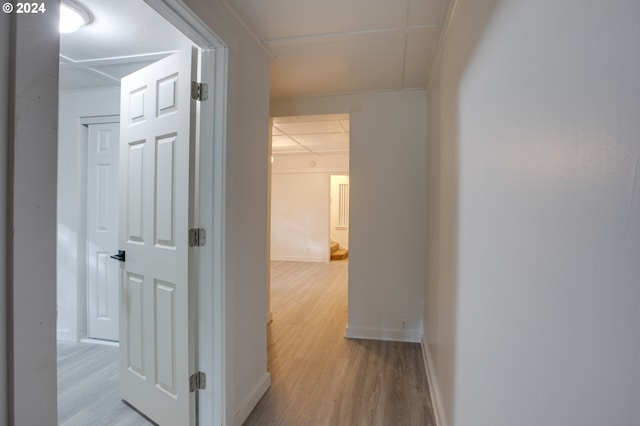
[424,1,501,425]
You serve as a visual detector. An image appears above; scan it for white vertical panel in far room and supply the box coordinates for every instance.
[338,183,349,228]
[330,175,349,249]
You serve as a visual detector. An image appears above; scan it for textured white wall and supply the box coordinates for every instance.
[57,87,121,342]
[272,90,427,343]
[425,1,640,425]
[8,2,60,423]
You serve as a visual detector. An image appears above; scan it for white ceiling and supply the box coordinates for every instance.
[59,0,446,149]
[226,0,447,99]
[59,0,447,97]
[59,0,190,90]
[272,114,350,156]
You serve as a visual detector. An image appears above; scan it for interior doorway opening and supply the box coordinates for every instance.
[269,114,350,263]
[55,1,226,425]
[250,113,350,423]
[267,112,350,339]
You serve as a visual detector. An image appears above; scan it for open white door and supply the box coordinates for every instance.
[117,49,197,426]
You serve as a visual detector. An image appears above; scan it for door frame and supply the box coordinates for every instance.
[57,2,227,424]
[7,1,227,424]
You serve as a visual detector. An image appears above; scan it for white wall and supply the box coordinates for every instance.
[57,86,120,342]
[6,2,60,423]
[425,1,640,425]
[0,11,9,426]
[271,153,348,262]
[215,7,272,424]
[272,90,427,343]
[271,173,330,262]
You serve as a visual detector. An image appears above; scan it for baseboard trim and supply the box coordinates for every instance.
[421,337,447,426]
[80,338,119,347]
[270,256,328,263]
[234,372,271,426]
[345,326,422,343]
[56,328,74,342]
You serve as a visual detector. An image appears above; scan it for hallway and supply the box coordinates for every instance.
[244,260,435,425]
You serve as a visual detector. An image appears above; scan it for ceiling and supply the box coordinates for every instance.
[59,0,446,152]
[272,114,349,156]
[59,0,190,91]
[226,0,447,100]
[59,0,447,97]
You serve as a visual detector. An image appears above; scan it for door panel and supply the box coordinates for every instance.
[87,122,120,341]
[118,49,196,426]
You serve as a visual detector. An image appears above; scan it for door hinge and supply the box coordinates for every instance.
[189,228,206,247]
[191,81,208,101]
[190,371,206,392]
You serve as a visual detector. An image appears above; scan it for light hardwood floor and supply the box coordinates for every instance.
[244,260,435,426]
[58,261,434,426]
[57,341,154,426]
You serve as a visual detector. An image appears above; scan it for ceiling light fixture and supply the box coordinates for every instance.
[59,0,91,34]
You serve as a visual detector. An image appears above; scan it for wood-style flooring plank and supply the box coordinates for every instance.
[244,260,435,426]
[57,341,154,426]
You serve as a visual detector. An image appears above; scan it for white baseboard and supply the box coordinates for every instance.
[344,326,422,343]
[56,328,74,341]
[234,372,271,426]
[80,338,119,347]
[421,337,447,426]
[270,256,328,263]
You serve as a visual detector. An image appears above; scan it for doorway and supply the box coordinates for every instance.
[269,114,350,262]
[256,113,351,422]
[55,1,226,424]
[267,113,350,341]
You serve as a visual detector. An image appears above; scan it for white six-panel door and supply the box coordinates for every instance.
[118,50,196,426]
[87,122,120,341]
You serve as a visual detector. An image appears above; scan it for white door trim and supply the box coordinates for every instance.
[142,2,228,425]
[79,115,120,126]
